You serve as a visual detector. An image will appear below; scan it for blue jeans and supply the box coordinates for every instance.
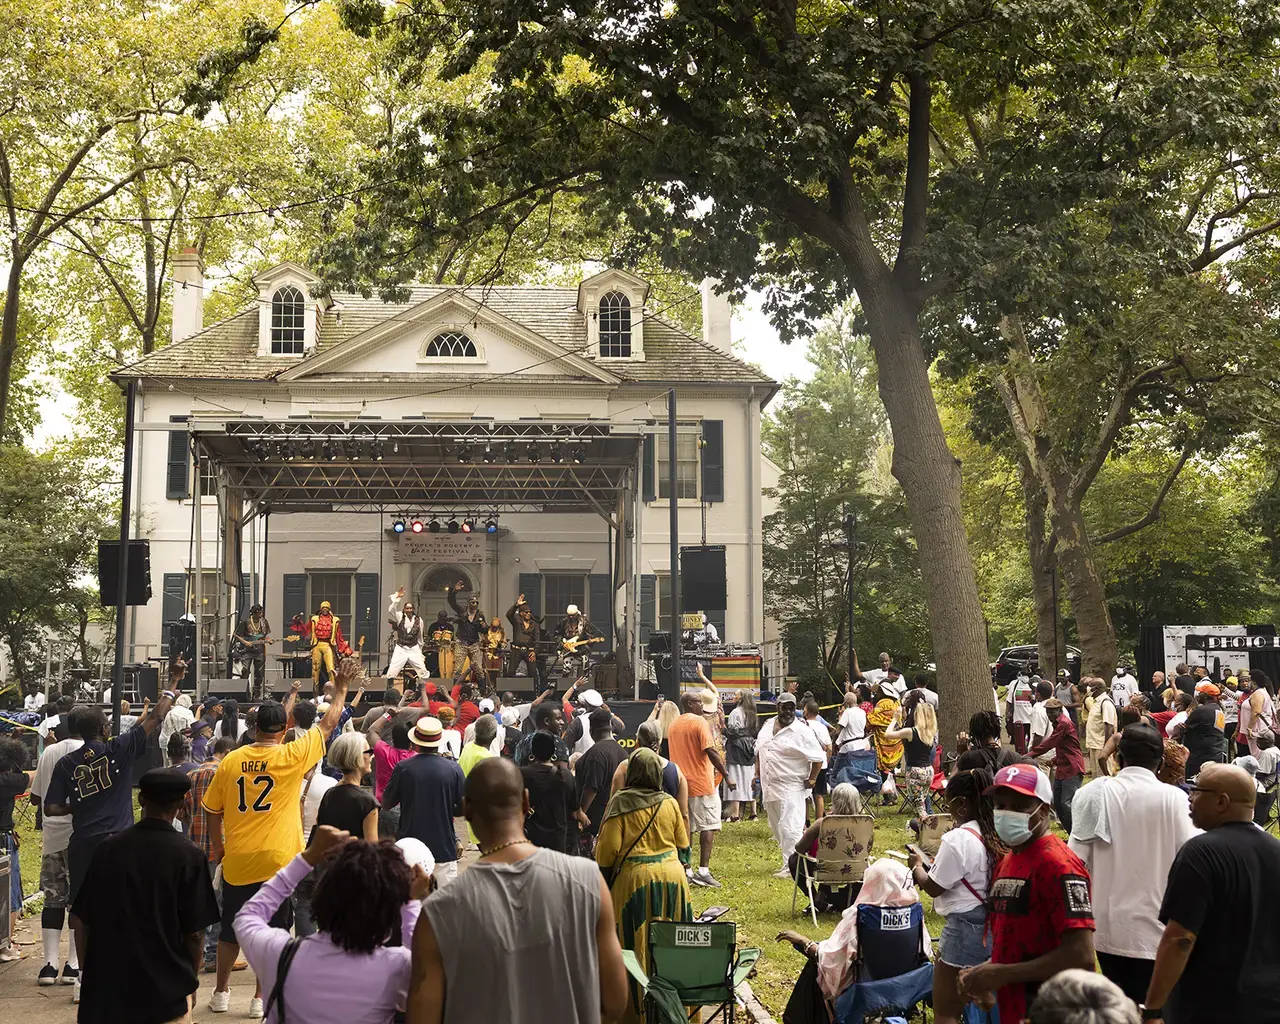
[1053,774,1082,834]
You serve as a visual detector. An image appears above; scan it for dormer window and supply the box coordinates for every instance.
[270,286,306,354]
[599,292,632,358]
[424,331,478,358]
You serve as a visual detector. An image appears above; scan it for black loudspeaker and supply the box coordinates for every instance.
[680,545,727,612]
[132,664,160,702]
[651,656,680,700]
[648,630,672,655]
[167,619,196,666]
[97,539,152,606]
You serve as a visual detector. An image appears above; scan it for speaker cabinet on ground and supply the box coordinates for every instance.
[97,539,152,606]
[680,545,727,612]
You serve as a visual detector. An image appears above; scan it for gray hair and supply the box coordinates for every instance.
[474,713,498,747]
[636,720,662,749]
[829,783,865,817]
[1028,969,1140,1024]
[328,731,370,774]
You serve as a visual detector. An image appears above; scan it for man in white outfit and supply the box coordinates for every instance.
[755,692,824,878]
[386,587,429,682]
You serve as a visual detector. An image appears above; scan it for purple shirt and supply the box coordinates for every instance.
[234,854,420,1024]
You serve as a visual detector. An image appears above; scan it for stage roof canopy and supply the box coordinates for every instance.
[188,417,643,515]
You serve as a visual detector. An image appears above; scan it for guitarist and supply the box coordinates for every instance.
[230,604,271,700]
[557,603,599,679]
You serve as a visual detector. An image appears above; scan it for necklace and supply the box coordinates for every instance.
[479,837,530,857]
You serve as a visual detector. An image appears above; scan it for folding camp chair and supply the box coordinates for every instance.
[834,902,933,1024]
[620,920,761,1024]
[832,749,883,820]
[792,814,875,926]
[917,814,953,858]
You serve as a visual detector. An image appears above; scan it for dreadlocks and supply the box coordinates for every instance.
[969,710,1002,747]
[944,766,1007,888]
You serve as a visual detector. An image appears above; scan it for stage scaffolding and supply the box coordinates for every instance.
[126,413,649,701]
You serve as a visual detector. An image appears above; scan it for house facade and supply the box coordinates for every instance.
[114,254,779,688]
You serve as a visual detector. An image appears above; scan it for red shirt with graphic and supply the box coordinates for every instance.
[989,833,1095,1023]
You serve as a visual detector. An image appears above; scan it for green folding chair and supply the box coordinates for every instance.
[620,920,761,1024]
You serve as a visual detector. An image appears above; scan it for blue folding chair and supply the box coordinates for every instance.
[833,902,933,1024]
[832,749,883,816]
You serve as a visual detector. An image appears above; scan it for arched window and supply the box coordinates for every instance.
[599,291,631,357]
[270,285,306,354]
[423,331,478,358]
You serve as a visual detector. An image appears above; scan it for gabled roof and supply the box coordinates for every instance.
[115,283,777,391]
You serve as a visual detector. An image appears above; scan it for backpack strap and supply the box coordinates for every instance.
[264,937,304,1024]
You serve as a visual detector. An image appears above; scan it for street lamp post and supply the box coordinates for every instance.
[844,512,856,690]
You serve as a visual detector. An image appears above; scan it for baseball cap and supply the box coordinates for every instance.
[478,698,495,713]
[776,692,797,706]
[409,717,445,748]
[578,688,604,708]
[985,763,1052,804]
[396,837,436,877]
[256,701,288,735]
[1195,681,1221,696]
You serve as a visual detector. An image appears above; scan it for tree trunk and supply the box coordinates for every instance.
[996,315,1119,678]
[0,260,24,438]
[1020,458,1062,678]
[859,278,993,752]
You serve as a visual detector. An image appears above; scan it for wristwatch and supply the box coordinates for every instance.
[1140,1006,1163,1020]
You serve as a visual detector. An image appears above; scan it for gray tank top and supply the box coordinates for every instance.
[424,848,602,1024]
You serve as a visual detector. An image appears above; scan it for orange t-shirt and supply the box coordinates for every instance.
[667,713,715,797]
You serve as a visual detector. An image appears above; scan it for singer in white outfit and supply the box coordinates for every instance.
[386,588,429,681]
[756,692,825,877]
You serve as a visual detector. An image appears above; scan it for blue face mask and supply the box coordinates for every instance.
[994,809,1036,846]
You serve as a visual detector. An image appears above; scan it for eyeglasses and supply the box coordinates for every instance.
[1188,786,1221,796]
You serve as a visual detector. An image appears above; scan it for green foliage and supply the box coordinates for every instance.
[0,445,111,683]
[763,310,931,686]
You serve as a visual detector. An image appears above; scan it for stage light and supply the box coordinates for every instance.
[346,440,361,461]
[283,441,297,462]
[428,519,441,533]
[251,441,269,462]
[461,518,474,534]
[571,443,587,464]
[372,440,385,461]
[393,519,406,533]
[457,443,471,464]
[322,440,337,462]
[484,518,498,534]
[447,518,460,534]
[527,442,541,463]
[551,444,565,464]
[482,444,494,463]
[503,441,518,462]
[410,519,424,533]
[299,438,316,459]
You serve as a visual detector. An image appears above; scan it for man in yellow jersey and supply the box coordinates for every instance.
[202,658,358,1017]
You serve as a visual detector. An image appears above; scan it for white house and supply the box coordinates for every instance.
[113,253,779,692]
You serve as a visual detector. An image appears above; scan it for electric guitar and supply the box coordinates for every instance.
[561,636,605,654]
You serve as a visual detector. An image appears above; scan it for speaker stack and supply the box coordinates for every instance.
[96,539,152,606]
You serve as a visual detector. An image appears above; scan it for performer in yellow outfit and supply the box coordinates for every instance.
[310,601,351,684]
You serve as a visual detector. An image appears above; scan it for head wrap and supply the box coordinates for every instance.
[603,747,670,821]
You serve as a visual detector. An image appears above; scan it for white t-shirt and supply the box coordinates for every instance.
[1165,711,1188,738]
[835,706,869,751]
[32,737,84,854]
[440,730,463,760]
[805,717,833,769]
[929,823,990,915]
[1068,766,1200,958]
[1259,747,1280,777]
[1029,703,1051,746]
[214,717,247,742]
[756,718,826,797]
[863,668,889,688]
[1007,678,1034,724]
[1110,672,1138,708]
[160,705,195,756]
[463,720,504,757]
[501,703,532,728]
[905,687,939,708]
[37,715,61,741]
[24,692,46,712]
[302,772,338,835]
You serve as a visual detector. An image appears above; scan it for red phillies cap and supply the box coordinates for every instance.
[984,763,1052,804]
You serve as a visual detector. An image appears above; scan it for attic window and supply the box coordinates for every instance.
[599,291,631,357]
[270,286,306,354]
[424,331,478,358]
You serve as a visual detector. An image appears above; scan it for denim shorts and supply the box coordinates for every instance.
[939,904,992,968]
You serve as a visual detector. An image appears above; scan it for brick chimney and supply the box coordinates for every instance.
[700,278,732,354]
[171,247,205,343]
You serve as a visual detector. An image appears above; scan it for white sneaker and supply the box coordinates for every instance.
[772,866,792,879]
[209,989,230,1013]
[72,979,80,1005]
[248,996,264,1018]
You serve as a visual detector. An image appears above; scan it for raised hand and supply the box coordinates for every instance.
[169,654,189,687]
[396,586,405,598]
[302,826,353,867]
[409,863,432,901]
[335,656,362,690]
[517,593,526,605]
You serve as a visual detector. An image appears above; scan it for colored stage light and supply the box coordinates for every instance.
[484,519,498,534]
[393,519,406,534]
[461,518,475,534]
[428,519,441,533]
[410,519,424,534]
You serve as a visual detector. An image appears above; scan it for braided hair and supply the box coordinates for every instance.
[943,766,1007,889]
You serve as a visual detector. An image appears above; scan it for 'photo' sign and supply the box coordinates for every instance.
[394,533,486,564]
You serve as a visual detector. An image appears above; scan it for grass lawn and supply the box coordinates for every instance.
[688,804,946,1018]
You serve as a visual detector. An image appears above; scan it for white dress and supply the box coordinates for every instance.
[723,706,755,802]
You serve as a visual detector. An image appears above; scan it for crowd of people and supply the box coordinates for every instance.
[3,646,1280,1024]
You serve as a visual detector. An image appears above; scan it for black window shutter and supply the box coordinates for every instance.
[640,574,656,645]
[282,574,309,654]
[642,434,656,502]
[701,419,724,502]
[588,574,613,649]
[518,573,543,620]
[166,415,190,500]
[355,573,380,659]
[161,573,187,656]
[237,573,250,622]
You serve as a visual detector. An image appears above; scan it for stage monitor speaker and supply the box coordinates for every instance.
[97,539,152,606]
[131,664,160,702]
[647,630,672,655]
[680,545,727,612]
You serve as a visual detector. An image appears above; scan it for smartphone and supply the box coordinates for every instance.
[906,842,932,868]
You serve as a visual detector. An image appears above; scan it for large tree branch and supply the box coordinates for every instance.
[62,226,145,336]
[1094,429,1201,544]
[893,63,931,293]
[34,158,191,247]
[1067,358,1179,504]
[1184,217,1280,273]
